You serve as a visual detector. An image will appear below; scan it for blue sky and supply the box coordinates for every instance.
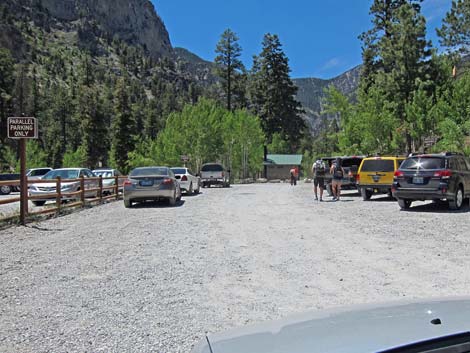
[153,0,452,79]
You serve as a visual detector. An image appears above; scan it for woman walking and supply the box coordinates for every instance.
[330,157,344,201]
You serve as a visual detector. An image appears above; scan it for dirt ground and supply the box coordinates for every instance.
[1,182,470,352]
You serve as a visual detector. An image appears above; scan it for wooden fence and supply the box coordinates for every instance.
[0,176,127,224]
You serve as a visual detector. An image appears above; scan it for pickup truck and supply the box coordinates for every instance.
[200,163,230,188]
[0,174,20,195]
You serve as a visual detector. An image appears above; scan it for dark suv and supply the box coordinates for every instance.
[392,153,470,210]
[322,156,365,195]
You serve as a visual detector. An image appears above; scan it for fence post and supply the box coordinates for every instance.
[56,177,61,215]
[115,176,119,200]
[80,176,85,206]
[99,176,103,204]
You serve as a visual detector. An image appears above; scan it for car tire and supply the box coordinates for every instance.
[194,182,200,194]
[449,186,464,210]
[32,200,46,206]
[169,192,176,206]
[188,182,193,195]
[0,185,12,195]
[398,198,412,210]
[361,188,372,201]
[124,199,132,208]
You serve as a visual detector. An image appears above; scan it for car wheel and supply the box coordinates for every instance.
[168,192,176,206]
[124,199,132,208]
[194,182,200,194]
[188,182,193,195]
[398,198,412,210]
[449,186,464,210]
[32,200,46,206]
[0,185,12,195]
[361,188,372,201]
[177,187,182,201]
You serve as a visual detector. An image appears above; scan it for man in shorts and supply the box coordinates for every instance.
[330,157,345,201]
[312,158,326,201]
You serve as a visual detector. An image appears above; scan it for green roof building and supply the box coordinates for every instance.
[263,154,303,180]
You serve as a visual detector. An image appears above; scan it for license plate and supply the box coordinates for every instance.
[140,180,154,186]
[413,176,424,184]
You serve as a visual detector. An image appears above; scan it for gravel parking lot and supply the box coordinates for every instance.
[1,182,470,352]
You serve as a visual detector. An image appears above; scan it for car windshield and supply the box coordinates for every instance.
[401,157,446,170]
[201,164,223,172]
[93,171,113,177]
[360,160,395,172]
[42,169,80,180]
[130,167,168,176]
[171,168,187,175]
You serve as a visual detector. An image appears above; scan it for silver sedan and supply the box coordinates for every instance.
[123,166,181,208]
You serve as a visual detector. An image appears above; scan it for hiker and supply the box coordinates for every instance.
[330,157,345,201]
[312,158,326,201]
[290,167,297,186]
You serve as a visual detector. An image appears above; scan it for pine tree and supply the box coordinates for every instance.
[110,77,135,172]
[438,0,470,53]
[250,33,305,149]
[214,29,246,111]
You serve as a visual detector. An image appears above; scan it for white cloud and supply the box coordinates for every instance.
[320,57,341,71]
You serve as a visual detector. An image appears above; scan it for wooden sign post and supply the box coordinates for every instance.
[7,117,38,225]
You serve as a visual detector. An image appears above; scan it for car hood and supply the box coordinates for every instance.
[192,297,470,353]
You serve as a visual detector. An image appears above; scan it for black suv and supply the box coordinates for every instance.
[322,156,365,195]
[392,153,470,210]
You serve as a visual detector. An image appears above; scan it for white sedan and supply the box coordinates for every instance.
[170,167,200,195]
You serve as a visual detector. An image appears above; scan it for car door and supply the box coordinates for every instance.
[458,157,470,197]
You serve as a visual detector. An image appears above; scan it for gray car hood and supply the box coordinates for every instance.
[192,297,470,353]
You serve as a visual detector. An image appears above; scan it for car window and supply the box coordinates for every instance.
[43,170,80,180]
[201,164,223,172]
[130,167,168,176]
[457,157,468,171]
[171,168,187,175]
[360,159,395,172]
[400,157,445,170]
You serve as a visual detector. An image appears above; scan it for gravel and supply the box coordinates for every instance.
[1,183,470,352]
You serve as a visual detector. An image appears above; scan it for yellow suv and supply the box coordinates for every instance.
[357,156,405,200]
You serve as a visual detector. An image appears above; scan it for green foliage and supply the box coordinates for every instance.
[26,140,48,168]
[268,133,290,154]
[438,0,470,53]
[249,34,305,148]
[214,29,246,111]
[62,145,87,167]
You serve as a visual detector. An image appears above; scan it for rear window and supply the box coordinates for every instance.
[171,168,187,175]
[360,159,395,172]
[130,167,168,176]
[400,157,446,170]
[201,164,223,172]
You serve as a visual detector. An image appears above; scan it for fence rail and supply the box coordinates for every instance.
[0,175,127,224]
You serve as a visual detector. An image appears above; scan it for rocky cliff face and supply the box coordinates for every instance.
[294,65,362,132]
[40,0,172,58]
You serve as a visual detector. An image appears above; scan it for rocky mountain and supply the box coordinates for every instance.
[40,0,172,58]
[293,65,362,132]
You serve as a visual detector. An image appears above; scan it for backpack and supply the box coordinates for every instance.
[333,164,344,178]
[314,160,326,176]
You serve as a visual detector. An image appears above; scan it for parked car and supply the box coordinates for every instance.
[191,297,470,353]
[123,166,181,208]
[200,163,230,188]
[26,167,53,180]
[392,152,470,210]
[92,168,123,195]
[322,156,365,195]
[171,167,200,195]
[357,156,405,200]
[0,173,20,195]
[29,168,98,206]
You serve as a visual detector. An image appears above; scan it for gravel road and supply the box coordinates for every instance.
[1,182,470,352]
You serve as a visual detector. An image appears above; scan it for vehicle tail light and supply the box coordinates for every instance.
[221,172,224,177]
[394,170,404,178]
[348,171,353,177]
[433,170,452,179]
[123,179,132,187]
[181,175,188,181]
[163,178,173,185]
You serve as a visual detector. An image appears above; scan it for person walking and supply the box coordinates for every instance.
[289,166,297,186]
[312,158,326,201]
[330,157,344,201]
